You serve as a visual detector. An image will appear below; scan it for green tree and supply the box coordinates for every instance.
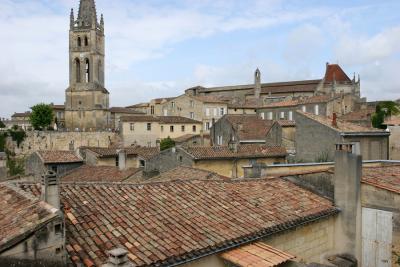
[30,103,54,130]
[0,120,5,128]
[160,137,175,151]
[372,101,400,129]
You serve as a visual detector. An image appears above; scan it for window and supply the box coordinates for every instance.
[85,58,90,83]
[98,60,102,84]
[170,125,174,132]
[139,160,145,167]
[77,37,81,47]
[192,125,197,132]
[190,100,194,108]
[150,106,155,115]
[205,108,210,116]
[217,135,223,145]
[147,123,151,131]
[190,112,194,119]
[84,36,89,46]
[268,112,273,120]
[302,105,306,112]
[206,122,210,131]
[75,58,81,83]
[288,111,293,121]
[280,111,285,119]
[314,105,319,115]
[54,223,62,235]
[179,156,183,162]
[115,156,119,167]
[171,102,175,108]
[181,125,185,132]
[161,125,164,132]
[130,123,134,131]
[260,113,265,120]
[220,108,225,116]
[163,109,168,116]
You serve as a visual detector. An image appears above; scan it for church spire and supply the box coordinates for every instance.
[77,0,98,28]
[70,8,74,29]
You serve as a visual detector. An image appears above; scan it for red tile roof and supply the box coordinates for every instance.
[384,116,400,126]
[324,64,351,83]
[297,111,387,134]
[62,166,141,183]
[277,120,296,127]
[339,108,375,123]
[18,178,338,266]
[183,145,287,160]
[151,166,224,182]
[262,99,299,108]
[260,80,321,94]
[221,242,295,267]
[0,183,58,253]
[224,114,275,140]
[120,116,202,124]
[37,151,83,164]
[362,165,400,194]
[84,146,159,160]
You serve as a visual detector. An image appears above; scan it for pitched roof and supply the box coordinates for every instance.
[50,104,65,110]
[297,111,388,134]
[362,165,400,194]
[277,120,296,127]
[224,114,275,140]
[152,97,176,104]
[151,166,224,182]
[18,178,338,266]
[221,242,295,267]
[172,134,199,143]
[260,80,321,94]
[62,165,141,183]
[125,103,149,109]
[84,146,160,160]
[37,151,83,164]
[11,112,31,118]
[324,64,351,83]
[109,107,145,114]
[0,183,58,253]
[120,116,202,124]
[339,108,375,123]
[384,116,400,126]
[182,145,287,160]
[262,99,299,108]
[190,95,230,104]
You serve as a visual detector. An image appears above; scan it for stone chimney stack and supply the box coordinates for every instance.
[102,248,133,267]
[332,113,337,128]
[254,68,261,99]
[41,171,60,210]
[117,149,126,171]
[333,143,362,263]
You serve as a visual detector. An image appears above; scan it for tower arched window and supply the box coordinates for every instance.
[77,37,81,47]
[75,58,81,83]
[84,36,89,46]
[85,59,90,83]
[98,60,102,83]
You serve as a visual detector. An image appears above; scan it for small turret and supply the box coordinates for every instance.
[254,68,261,99]
[100,13,104,30]
[70,9,75,30]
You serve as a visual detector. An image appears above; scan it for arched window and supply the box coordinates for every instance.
[75,58,81,83]
[84,36,89,46]
[77,37,81,47]
[98,60,102,83]
[85,58,90,83]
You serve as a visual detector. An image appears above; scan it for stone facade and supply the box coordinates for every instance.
[387,125,400,160]
[7,131,118,157]
[65,1,110,130]
[0,152,6,180]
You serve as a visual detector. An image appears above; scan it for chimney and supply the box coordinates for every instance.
[254,68,261,99]
[332,113,337,128]
[117,149,126,171]
[41,171,60,209]
[333,143,362,263]
[102,248,133,267]
[200,130,204,146]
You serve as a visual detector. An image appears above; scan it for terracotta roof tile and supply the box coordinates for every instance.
[84,146,159,160]
[362,165,400,194]
[324,64,351,83]
[18,178,338,266]
[109,107,145,114]
[62,166,141,183]
[297,111,387,134]
[339,108,375,123]
[224,114,275,140]
[221,242,295,267]
[262,99,299,108]
[183,144,287,160]
[384,116,400,126]
[120,116,202,124]
[150,166,225,182]
[0,183,58,252]
[37,151,83,164]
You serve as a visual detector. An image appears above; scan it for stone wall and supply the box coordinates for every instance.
[388,125,400,160]
[7,131,118,157]
[144,148,193,176]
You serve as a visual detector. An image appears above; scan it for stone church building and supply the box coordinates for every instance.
[65,0,110,131]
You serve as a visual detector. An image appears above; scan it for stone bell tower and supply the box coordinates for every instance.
[65,0,110,131]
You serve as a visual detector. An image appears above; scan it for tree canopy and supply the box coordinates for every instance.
[160,137,175,151]
[372,101,400,129]
[30,104,54,130]
[0,120,5,128]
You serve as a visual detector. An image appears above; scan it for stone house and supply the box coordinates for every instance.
[109,107,145,130]
[384,116,400,160]
[145,144,287,178]
[0,175,65,266]
[339,107,375,128]
[25,150,83,179]
[295,111,389,162]
[210,114,282,146]
[160,94,229,133]
[125,102,150,114]
[81,146,159,169]
[50,104,65,129]
[3,112,32,130]
[148,97,176,116]
[119,115,203,147]
[277,120,296,153]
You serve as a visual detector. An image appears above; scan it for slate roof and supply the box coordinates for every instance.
[19,178,338,267]
[362,165,400,194]
[120,116,202,124]
[224,114,275,140]
[297,111,388,134]
[182,145,287,160]
[0,183,58,253]
[62,166,141,183]
[221,242,295,267]
[84,146,159,160]
[37,151,83,164]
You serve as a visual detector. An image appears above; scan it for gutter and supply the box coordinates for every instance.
[340,132,390,137]
[163,208,339,267]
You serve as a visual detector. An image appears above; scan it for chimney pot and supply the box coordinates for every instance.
[41,171,60,210]
[117,149,126,171]
[102,248,133,267]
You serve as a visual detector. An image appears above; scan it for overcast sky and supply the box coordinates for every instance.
[1,0,400,117]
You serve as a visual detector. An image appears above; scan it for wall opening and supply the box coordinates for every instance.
[85,58,90,83]
[75,58,81,83]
